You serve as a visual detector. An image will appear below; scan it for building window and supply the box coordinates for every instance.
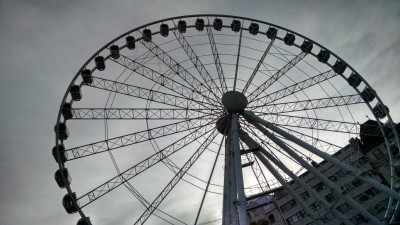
[350,214,368,224]
[328,175,338,182]
[286,210,306,225]
[312,182,326,192]
[335,170,347,178]
[300,191,310,200]
[325,193,335,203]
[351,178,363,187]
[280,199,297,213]
[309,202,321,210]
[372,148,384,160]
[358,187,379,202]
[336,202,352,213]
[321,215,329,223]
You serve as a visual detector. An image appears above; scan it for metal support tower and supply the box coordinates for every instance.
[222,113,249,225]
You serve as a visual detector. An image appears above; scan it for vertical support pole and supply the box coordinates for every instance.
[223,130,237,225]
[229,131,239,225]
[231,113,249,225]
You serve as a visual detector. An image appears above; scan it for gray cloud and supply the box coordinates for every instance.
[1,0,399,224]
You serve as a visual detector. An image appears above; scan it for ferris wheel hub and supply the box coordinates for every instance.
[221,91,248,113]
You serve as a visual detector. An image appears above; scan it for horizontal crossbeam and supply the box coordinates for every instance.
[69,108,220,120]
[254,95,364,114]
[66,118,214,160]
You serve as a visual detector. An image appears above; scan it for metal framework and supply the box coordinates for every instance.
[54,14,400,225]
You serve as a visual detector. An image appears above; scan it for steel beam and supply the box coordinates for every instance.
[231,113,249,225]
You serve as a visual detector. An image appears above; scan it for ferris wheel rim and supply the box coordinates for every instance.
[54,14,400,224]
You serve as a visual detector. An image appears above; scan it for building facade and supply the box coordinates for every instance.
[247,120,400,225]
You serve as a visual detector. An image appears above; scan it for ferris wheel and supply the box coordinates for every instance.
[53,14,400,225]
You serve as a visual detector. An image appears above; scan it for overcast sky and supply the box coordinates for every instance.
[0,0,399,225]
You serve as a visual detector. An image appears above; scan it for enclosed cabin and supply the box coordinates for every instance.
[248,22,259,35]
[81,69,93,85]
[360,87,375,102]
[63,192,79,214]
[70,85,82,101]
[333,60,347,74]
[126,36,136,50]
[231,20,241,32]
[143,29,152,42]
[195,18,204,31]
[160,24,169,37]
[177,20,187,33]
[300,40,313,53]
[283,33,295,46]
[317,49,330,63]
[55,123,69,141]
[266,27,277,39]
[52,144,68,164]
[62,102,73,120]
[213,18,223,31]
[109,45,120,59]
[95,56,105,71]
[77,217,91,225]
[373,103,389,119]
[54,168,71,188]
[347,72,361,87]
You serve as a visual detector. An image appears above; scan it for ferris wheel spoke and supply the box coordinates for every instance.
[139,39,222,103]
[242,37,276,93]
[110,53,218,108]
[68,107,219,120]
[205,21,228,93]
[66,117,214,160]
[118,174,185,225]
[253,94,364,114]
[232,20,244,91]
[77,124,217,208]
[249,70,337,107]
[134,130,218,225]
[155,155,223,195]
[173,22,226,96]
[194,134,224,224]
[259,113,361,134]
[86,76,216,110]
[247,51,308,103]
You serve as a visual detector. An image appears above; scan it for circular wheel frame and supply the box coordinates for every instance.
[54,14,400,225]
